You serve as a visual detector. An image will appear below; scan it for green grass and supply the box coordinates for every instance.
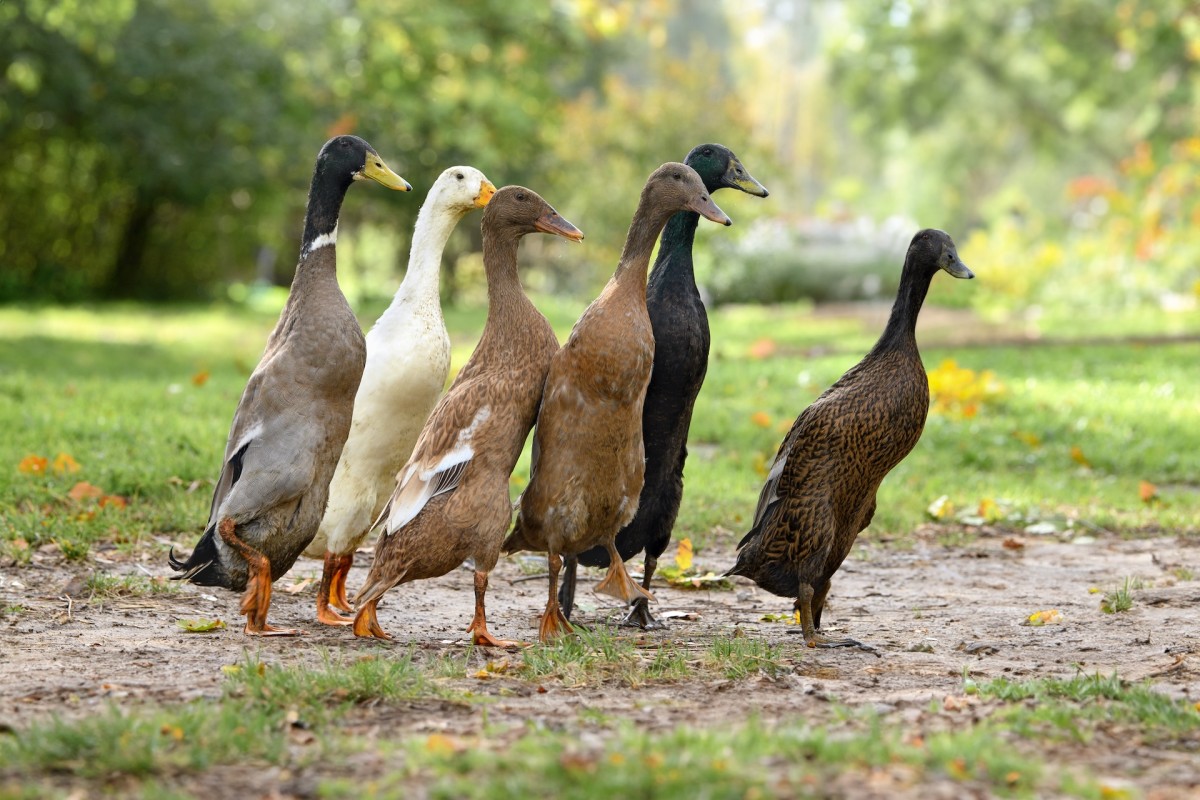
[2,301,1197,562]
[2,300,1198,798]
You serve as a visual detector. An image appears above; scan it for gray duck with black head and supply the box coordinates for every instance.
[727,229,973,650]
[168,134,411,636]
[559,143,767,629]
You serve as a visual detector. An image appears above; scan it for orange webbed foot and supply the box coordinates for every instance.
[352,600,393,640]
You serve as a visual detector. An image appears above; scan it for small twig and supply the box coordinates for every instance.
[61,594,73,621]
[511,573,550,583]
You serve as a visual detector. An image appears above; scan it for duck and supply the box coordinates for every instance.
[503,163,732,642]
[351,186,584,644]
[169,135,411,635]
[727,229,974,649]
[558,143,768,630]
[303,166,496,626]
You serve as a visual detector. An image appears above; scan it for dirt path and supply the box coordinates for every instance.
[2,529,1199,795]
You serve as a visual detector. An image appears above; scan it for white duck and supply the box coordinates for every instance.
[303,165,495,625]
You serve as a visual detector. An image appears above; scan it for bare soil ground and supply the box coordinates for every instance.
[3,528,1199,798]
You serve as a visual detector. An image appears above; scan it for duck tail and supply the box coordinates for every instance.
[352,568,407,609]
[501,511,531,555]
[723,526,762,579]
[168,525,229,588]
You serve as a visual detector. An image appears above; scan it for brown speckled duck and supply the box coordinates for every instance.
[727,229,973,649]
[169,135,410,635]
[352,186,583,645]
[503,163,731,642]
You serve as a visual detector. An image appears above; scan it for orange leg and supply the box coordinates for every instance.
[538,553,574,642]
[352,596,392,640]
[217,518,302,636]
[316,551,354,626]
[330,552,354,612]
[466,570,522,647]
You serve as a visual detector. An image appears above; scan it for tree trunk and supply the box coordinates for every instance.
[105,189,156,298]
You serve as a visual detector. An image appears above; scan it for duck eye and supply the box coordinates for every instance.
[672,173,681,180]
[456,172,464,180]
[703,148,712,156]
[516,192,527,201]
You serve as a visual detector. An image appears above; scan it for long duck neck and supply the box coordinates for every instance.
[391,199,460,307]
[613,194,680,291]
[295,165,353,288]
[648,210,700,288]
[479,232,533,341]
[872,255,934,355]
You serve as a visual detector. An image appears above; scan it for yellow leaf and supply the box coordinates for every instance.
[750,411,772,428]
[177,617,226,633]
[191,370,210,387]
[424,734,463,754]
[977,498,1002,522]
[18,455,48,474]
[1138,480,1158,503]
[1070,446,1092,468]
[927,495,954,521]
[674,538,693,571]
[53,453,81,474]
[1025,609,1062,626]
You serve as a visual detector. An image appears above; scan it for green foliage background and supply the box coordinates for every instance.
[4,0,1198,319]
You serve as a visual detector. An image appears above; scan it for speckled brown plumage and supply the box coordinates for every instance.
[351,187,583,645]
[503,162,732,642]
[728,229,974,649]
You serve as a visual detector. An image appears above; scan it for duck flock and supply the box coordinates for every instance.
[169,134,974,650]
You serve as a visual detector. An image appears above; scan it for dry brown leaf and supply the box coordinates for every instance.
[67,482,104,501]
[1139,480,1158,503]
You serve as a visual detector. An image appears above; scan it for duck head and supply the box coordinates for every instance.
[684,143,769,198]
[428,166,496,213]
[484,185,584,242]
[318,134,412,192]
[909,229,974,280]
[646,162,733,226]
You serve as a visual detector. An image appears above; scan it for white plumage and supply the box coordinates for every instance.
[302,165,495,624]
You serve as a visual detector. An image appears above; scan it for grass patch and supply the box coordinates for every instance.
[224,650,437,724]
[519,628,640,687]
[706,636,788,679]
[1099,576,1139,614]
[84,572,178,601]
[0,701,287,780]
[976,672,1200,744]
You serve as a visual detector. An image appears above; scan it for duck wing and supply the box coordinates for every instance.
[376,383,492,535]
[204,362,321,530]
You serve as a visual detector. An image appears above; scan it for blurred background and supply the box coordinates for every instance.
[3,0,1198,329]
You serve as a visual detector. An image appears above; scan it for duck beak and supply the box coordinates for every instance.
[534,210,585,242]
[722,159,769,198]
[943,251,975,279]
[687,194,732,227]
[474,180,497,208]
[358,155,412,191]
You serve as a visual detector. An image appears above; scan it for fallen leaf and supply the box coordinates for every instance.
[191,370,210,387]
[98,495,127,509]
[283,577,314,594]
[177,617,226,633]
[977,497,1003,522]
[1139,480,1158,503]
[750,411,772,428]
[926,495,954,521]
[747,338,777,359]
[674,538,693,571]
[53,453,81,474]
[1002,537,1025,550]
[68,482,104,501]
[1024,609,1063,627]
[1070,446,1092,468]
[424,734,465,754]
[18,455,48,475]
